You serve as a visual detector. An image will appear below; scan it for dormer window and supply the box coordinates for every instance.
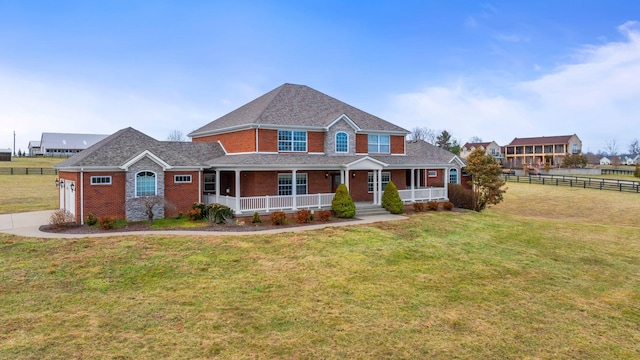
[335,132,348,153]
[368,134,390,154]
[278,130,307,152]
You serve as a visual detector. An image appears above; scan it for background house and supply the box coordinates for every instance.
[503,134,582,168]
[28,141,41,156]
[599,157,611,165]
[460,141,503,163]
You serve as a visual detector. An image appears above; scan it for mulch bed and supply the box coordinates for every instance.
[39,217,359,234]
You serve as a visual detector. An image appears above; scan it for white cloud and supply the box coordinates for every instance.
[0,69,216,150]
[387,22,640,152]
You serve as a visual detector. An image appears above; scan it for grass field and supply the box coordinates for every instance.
[0,157,63,214]
[1,182,639,359]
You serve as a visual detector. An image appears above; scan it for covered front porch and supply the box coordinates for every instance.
[200,158,450,214]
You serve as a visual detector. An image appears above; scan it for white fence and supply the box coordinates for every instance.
[205,188,447,213]
[204,193,335,213]
[398,187,447,203]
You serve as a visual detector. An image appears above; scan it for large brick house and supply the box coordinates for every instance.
[55,84,463,224]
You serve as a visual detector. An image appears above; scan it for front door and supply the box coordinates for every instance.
[330,173,342,193]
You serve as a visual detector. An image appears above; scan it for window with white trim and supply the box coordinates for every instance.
[278,130,307,152]
[368,172,390,192]
[428,170,437,177]
[335,132,348,153]
[136,171,156,197]
[174,175,192,183]
[91,176,112,185]
[449,169,458,184]
[368,134,390,153]
[204,174,216,192]
[278,173,307,196]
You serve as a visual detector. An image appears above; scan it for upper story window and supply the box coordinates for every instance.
[335,132,348,153]
[278,130,307,152]
[136,171,156,197]
[368,134,390,154]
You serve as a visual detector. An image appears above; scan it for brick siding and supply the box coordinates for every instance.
[164,171,200,217]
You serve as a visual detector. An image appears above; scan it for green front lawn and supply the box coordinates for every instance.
[1,182,639,359]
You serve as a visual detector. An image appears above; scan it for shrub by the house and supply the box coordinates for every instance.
[381,181,403,214]
[413,202,426,212]
[252,211,262,224]
[426,201,439,211]
[295,209,313,224]
[270,211,287,225]
[448,184,474,210]
[316,210,332,222]
[207,204,234,224]
[49,209,74,229]
[85,212,98,226]
[332,183,356,218]
[442,201,454,211]
[99,216,116,230]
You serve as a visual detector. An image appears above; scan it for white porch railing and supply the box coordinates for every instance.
[204,193,335,213]
[398,187,447,203]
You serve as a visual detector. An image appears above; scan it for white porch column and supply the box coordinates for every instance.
[444,167,449,199]
[377,169,382,205]
[234,169,241,215]
[215,169,220,204]
[345,167,350,190]
[372,169,377,205]
[292,169,297,210]
[411,168,416,202]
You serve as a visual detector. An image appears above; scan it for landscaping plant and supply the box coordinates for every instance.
[381,180,404,214]
[331,183,356,218]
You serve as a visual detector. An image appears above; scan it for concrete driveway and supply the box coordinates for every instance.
[0,210,55,237]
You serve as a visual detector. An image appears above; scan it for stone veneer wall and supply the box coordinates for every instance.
[325,118,356,156]
[125,157,165,221]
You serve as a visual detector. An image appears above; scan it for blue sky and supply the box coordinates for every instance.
[1,1,639,154]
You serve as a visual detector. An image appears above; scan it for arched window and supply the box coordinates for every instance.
[136,171,156,197]
[335,132,348,153]
[449,168,458,184]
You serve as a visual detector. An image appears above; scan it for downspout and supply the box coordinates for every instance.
[80,169,84,225]
[255,125,260,153]
[198,168,202,203]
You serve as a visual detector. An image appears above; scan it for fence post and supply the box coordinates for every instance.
[266,195,270,213]
[318,193,322,208]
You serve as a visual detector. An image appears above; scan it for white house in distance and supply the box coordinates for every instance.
[29,133,108,156]
[460,141,502,161]
[599,157,611,165]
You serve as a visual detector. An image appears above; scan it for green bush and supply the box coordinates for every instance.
[448,184,474,210]
[85,212,98,226]
[381,181,404,214]
[252,211,262,224]
[332,183,356,218]
[270,211,287,225]
[426,201,439,211]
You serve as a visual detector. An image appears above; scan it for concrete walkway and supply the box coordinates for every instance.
[0,210,408,239]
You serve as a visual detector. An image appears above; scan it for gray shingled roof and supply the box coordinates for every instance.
[507,135,577,146]
[56,127,224,169]
[189,83,409,137]
[41,132,109,151]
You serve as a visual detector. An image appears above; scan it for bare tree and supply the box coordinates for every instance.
[468,136,483,143]
[408,127,436,144]
[126,196,176,224]
[628,139,640,156]
[167,130,186,142]
[605,138,618,156]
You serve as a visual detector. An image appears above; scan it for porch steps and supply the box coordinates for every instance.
[355,204,390,217]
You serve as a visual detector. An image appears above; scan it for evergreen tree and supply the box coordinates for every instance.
[331,183,356,218]
[381,181,404,214]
